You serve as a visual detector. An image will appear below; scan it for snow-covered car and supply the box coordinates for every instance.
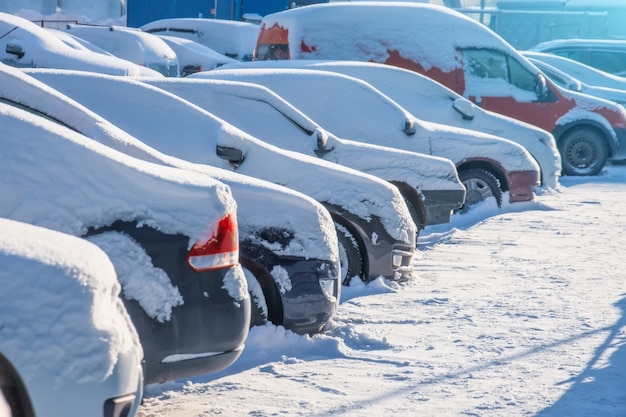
[141,18,260,61]
[143,76,466,228]
[45,27,164,77]
[219,59,561,189]
[527,55,626,107]
[0,63,341,337]
[61,24,179,76]
[0,12,152,76]
[0,218,144,417]
[522,50,626,92]
[156,34,238,77]
[0,89,251,385]
[20,67,416,288]
[193,68,541,211]
[530,38,626,77]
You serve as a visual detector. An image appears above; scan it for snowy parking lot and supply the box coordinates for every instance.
[138,166,626,417]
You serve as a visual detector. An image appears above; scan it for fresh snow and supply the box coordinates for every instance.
[137,168,626,416]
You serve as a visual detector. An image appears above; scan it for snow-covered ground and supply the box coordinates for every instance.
[137,165,626,417]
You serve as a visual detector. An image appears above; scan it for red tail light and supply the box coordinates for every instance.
[187,212,239,271]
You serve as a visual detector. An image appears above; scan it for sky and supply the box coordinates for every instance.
[136,166,626,417]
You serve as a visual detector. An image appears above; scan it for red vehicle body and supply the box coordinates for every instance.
[254,2,626,176]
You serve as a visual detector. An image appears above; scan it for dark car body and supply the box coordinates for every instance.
[0,95,251,386]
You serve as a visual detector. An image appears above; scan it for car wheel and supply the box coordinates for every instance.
[458,168,503,212]
[240,258,283,328]
[559,128,608,176]
[334,221,364,286]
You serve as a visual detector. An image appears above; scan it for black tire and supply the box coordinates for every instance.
[240,258,283,328]
[458,168,503,212]
[0,354,35,417]
[334,221,364,286]
[559,128,608,176]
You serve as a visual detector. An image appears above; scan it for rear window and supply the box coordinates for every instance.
[255,44,288,61]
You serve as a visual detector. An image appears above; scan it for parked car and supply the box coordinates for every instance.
[141,18,260,61]
[0,12,152,76]
[156,34,238,76]
[194,67,540,211]
[530,38,626,77]
[142,76,466,228]
[0,63,341,337]
[20,67,416,288]
[0,86,251,385]
[522,50,626,92]
[526,55,626,107]
[0,218,144,417]
[45,27,164,77]
[254,2,626,176]
[220,59,561,190]
[62,24,180,76]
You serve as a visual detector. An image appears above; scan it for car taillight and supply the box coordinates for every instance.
[187,212,239,271]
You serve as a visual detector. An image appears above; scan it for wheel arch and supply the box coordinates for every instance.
[329,213,369,283]
[239,256,284,326]
[388,181,426,231]
[0,352,35,417]
[456,160,507,192]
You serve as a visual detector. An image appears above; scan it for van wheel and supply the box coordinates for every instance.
[334,221,364,286]
[458,168,502,212]
[559,128,608,176]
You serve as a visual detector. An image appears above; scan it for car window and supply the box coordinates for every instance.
[589,50,626,75]
[463,48,536,100]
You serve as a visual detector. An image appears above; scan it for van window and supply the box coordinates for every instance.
[463,48,536,101]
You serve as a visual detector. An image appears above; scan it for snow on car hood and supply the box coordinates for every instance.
[193,68,539,174]
[0,12,148,76]
[22,68,415,243]
[0,63,339,262]
[0,217,142,384]
[142,77,464,192]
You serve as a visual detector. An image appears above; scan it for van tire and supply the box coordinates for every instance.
[458,168,502,212]
[559,128,608,176]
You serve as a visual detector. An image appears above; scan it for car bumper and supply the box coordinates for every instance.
[125,264,250,385]
[421,188,466,226]
[506,170,540,203]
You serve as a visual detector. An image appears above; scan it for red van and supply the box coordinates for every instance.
[255,2,626,176]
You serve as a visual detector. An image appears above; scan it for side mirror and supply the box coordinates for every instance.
[216,146,244,167]
[403,118,416,136]
[314,129,333,157]
[452,98,475,120]
[5,43,24,59]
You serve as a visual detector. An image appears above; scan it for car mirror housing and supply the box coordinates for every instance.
[452,98,475,120]
[6,43,24,59]
[216,145,244,167]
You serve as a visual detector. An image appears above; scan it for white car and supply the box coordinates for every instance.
[522,50,626,92]
[156,34,238,76]
[0,218,144,417]
[0,83,252,385]
[19,66,416,287]
[62,24,180,77]
[219,60,561,189]
[193,67,541,210]
[0,62,341,337]
[527,55,626,108]
[0,12,151,76]
[141,17,260,61]
[143,77,466,228]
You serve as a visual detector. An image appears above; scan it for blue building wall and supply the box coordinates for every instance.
[127,0,327,27]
